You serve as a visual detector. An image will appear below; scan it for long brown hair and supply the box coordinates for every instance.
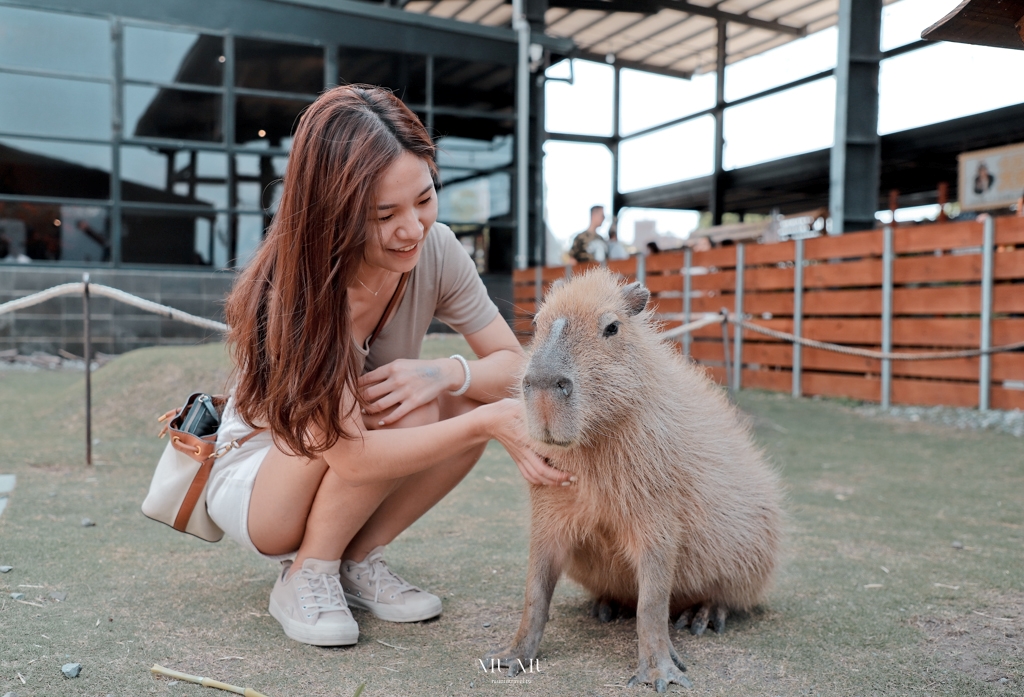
[225,85,437,458]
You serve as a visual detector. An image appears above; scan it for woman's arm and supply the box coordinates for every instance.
[323,397,567,487]
[359,314,525,425]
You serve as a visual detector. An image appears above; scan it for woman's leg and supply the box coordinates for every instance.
[248,394,484,567]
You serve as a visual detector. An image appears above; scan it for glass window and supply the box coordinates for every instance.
[337,48,426,104]
[618,115,715,192]
[0,6,110,78]
[121,146,227,207]
[433,57,513,112]
[234,213,266,267]
[235,95,312,146]
[121,208,219,265]
[235,38,323,94]
[723,78,835,169]
[544,59,613,137]
[542,141,613,245]
[125,27,223,87]
[125,85,222,142]
[438,172,510,225]
[619,68,716,137]
[1,136,111,200]
[0,200,110,263]
[723,27,836,103]
[0,73,110,139]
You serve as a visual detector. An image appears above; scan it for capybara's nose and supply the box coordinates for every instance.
[524,368,573,398]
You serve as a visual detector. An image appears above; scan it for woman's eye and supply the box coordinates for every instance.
[418,196,432,206]
[378,214,394,222]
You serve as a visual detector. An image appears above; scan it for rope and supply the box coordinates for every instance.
[657,312,1024,361]
[0,282,228,333]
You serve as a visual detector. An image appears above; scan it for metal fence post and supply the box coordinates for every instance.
[635,252,646,285]
[881,226,894,409]
[720,308,733,394]
[534,265,543,306]
[792,238,804,398]
[682,247,692,358]
[83,273,92,466]
[979,216,995,411]
[732,244,745,393]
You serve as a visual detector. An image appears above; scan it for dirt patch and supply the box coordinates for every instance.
[913,590,1023,685]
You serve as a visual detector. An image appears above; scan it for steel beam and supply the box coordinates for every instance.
[791,237,803,397]
[732,243,744,392]
[544,0,805,36]
[514,0,530,270]
[830,0,882,234]
[979,216,995,411]
[880,225,893,408]
[710,18,727,225]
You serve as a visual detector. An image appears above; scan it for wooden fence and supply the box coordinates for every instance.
[511,216,1024,411]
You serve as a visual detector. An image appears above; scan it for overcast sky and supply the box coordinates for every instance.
[543,0,1024,247]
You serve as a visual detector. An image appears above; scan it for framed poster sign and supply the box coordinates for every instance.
[959,142,1024,212]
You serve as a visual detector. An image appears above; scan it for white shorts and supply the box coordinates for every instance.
[206,397,293,562]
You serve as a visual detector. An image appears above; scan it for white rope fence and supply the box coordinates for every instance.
[659,312,1024,361]
[0,282,228,333]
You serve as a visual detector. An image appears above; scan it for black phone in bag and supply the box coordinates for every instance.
[179,393,220,438]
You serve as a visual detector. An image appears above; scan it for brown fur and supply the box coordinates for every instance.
[487,268,783,691]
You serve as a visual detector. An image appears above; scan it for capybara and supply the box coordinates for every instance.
[487,268,783,692]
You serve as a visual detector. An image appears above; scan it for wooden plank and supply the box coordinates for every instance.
[992,353,1024,382]
[803,288,882,316]
[996,215,1024,245]
[893,286,979,315]
[691,271,737,291]
[570,262,601,276]
[690,294,734,314]
[541,266,569,282]
[741,368,791,392]
[645,274,683,294]
[803,258,883,288]
[742,342,792,366]
[690,340,725,363]
[650,297,683,315]
[891,318,979,348]
[803,229,882,260]
[802,371,880,401]
[606,258,637,278]
[802,318,881,344]
[744,240,794,265]
[894,252,982,284]
[994,319,1024,346]
[644,250,686,273]
[745,266,794,291]
[891,378,978,408]
[892,357,979,381]
[995,283,1024,313]
[995,248,1024,279]
[512,300,538,315]
[699,364,728,385]
[737,318,794,343]
[512,268,534,283]
[893,221,982,254]
[801,346,880,374]
[991,386,1024,411]
[690,246,736,270]
[741,291,794,317]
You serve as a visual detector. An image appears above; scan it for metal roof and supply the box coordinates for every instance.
[401,0,900,78]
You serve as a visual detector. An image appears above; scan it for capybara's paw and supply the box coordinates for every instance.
[674,603,727,635]
[627,657,693,692]
[483,646,534,678]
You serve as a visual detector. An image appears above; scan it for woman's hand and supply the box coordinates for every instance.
[483,399,572,487]
[358,358,462,426]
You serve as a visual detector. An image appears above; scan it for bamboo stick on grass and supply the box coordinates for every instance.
[150,664,269,697]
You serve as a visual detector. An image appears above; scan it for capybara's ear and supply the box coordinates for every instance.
[547,278,565,296]
[622,282,650,316]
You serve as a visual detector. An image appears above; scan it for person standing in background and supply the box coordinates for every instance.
[569,205,606,263]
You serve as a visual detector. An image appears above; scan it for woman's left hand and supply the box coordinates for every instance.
[358,358,462,426]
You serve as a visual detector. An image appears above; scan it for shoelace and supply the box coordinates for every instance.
[361,553,416,603]
[295,569,348,619]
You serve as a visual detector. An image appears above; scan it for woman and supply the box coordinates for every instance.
[209,85,569,647]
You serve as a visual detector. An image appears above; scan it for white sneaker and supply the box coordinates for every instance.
[268,558,359,646]
[340,546,442,623]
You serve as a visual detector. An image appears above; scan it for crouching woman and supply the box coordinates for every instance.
[209,85,568,647]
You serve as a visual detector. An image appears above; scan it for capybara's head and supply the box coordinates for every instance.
[522,268,651,449]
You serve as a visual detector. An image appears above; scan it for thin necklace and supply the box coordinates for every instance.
[355,273,390,296]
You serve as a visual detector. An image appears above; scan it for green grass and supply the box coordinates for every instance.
[0,341,1021,696]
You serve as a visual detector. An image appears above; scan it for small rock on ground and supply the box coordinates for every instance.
[0,565,11,572]
[4,691,19,697]
[855,404,1024,437]
[10,592,24,600]
[49,591,67,602]
[61,663,81,678]
[81,518,95,527]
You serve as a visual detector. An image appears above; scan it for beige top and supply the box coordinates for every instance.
[356,222,499,373]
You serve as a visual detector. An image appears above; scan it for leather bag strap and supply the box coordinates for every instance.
[367,272,408,348]
[171,427,267,533]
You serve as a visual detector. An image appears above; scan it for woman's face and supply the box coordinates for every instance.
[364,151,437,274]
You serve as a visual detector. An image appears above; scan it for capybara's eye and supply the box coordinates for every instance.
[603,321,620,338]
